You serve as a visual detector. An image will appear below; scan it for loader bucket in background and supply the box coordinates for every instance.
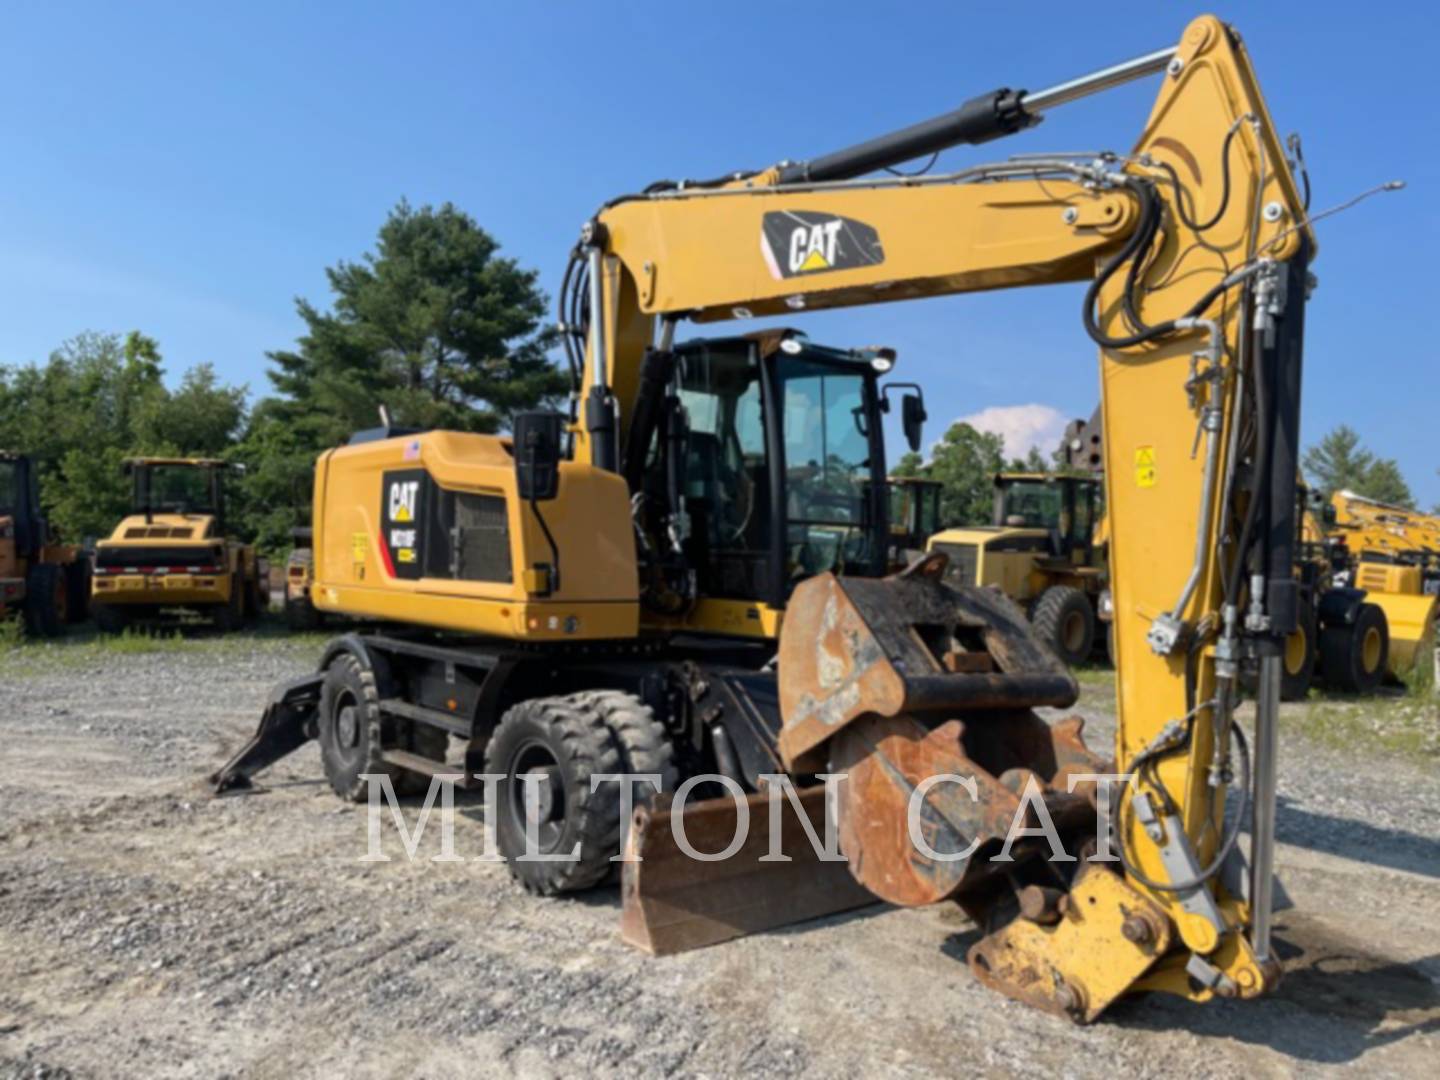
[207,672,324,793]
[619,784,875,956]
[1367,589,1438,678]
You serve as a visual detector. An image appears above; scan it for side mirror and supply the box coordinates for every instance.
[902,393,927,454]
[514,412,565,501]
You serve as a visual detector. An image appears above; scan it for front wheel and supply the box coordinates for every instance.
[1320,602,1388,694]
[1280,605,1318,702]
[484,696,623,895]
[1032,585,1095,667]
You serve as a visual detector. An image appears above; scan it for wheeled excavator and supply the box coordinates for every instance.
[215,15,1371,1020]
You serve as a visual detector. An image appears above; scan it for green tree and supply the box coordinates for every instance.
[1302,425,1414,508]
[891,451,924,479]
[265,199,564,437]
[923,422,1007,526]
[239,200,566,554]
[0,332,246,540]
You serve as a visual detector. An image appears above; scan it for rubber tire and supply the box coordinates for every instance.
[1320,602,1389,695]
[484,696,623,895]
[64,560,90,623]
[317,652,447,801]
[1032,585,1096,667]
[1280,604,1318,702]
[318,652,393,801]
[572,690,677,795]
[92,603,132,635]
[23,563,67,638]
[213,575,247,632]
[285,596,322,631]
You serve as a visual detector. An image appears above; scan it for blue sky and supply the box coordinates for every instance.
[2,3,1435,503]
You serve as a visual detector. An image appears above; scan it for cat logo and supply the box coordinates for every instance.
[388,479,419,523]
[761,210,884,280]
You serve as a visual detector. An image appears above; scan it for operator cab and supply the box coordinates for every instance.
[636,330,923,609]
[0,453,45,557]
[992,473,1100,561]
[126,458,230,529]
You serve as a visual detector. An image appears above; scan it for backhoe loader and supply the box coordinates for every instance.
[0,452,89,636]
[91,458,266,631]
[216,15,1360,1020]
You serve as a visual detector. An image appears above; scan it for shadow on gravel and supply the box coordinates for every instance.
[1111,917,1440,1065]
[1276,794,1440,880]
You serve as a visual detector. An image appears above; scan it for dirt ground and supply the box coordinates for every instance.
[1,629,1437,1078]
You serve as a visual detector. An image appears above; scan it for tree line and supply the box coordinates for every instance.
[1,198,1430,552]
[0,200,564,554]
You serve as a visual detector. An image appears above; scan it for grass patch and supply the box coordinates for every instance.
[0,614,330,677]
[1281,693,1439,764]
[0,616,25,651]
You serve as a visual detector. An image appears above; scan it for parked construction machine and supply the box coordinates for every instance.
[1326,489,1439,679]
[0,452,89,636]
[91,458,266,631]
[886,475,942,564]
[215,16,1364,1020]
[927,472,1105,664]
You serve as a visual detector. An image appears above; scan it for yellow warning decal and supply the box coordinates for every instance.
[352,532,368,561]
[1135,446,1157,488]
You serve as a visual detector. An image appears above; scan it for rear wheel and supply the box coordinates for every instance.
[1320,602,1389,694]
[64,560,90,623]
[484,695,623,895]
[1032,585,1095,667]
[23,563,67,638]
[213,575,247,632]
[1280,605,1318,702]
[92,602,133,635]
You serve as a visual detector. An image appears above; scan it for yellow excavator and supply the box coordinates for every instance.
[1327,489,1439,678]
[216,16,1370,1020]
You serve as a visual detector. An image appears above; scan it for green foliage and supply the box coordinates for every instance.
[1302,424,1414,508]
[0,332,247,541]
[914,422,1007,526]
[236,199,565,554]
[891,451,924,479]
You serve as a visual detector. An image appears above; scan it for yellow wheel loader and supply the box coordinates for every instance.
[927,473,1105,665]
[91,458,267,632]
[1327,489,1439,681]
[216,16,1353,1020]
[0,452,89,637]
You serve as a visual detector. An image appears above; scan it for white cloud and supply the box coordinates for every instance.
[954,403,1071,461]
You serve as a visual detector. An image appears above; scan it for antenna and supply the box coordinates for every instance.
[378,404,393,430]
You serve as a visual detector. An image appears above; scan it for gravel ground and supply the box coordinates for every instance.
[1,631,1437,1078]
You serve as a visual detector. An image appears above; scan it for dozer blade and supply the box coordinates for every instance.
[619,784,875,956]
[208,673,323,793]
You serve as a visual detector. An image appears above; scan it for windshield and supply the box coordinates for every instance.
[0,461,16,516]
[998,480,1064,530]
[781,358,877,576]
[140,465,217,515]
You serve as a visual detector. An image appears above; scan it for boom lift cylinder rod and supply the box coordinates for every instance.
[776,45,1177,184]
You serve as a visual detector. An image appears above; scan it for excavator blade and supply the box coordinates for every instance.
[619,784,875,956]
